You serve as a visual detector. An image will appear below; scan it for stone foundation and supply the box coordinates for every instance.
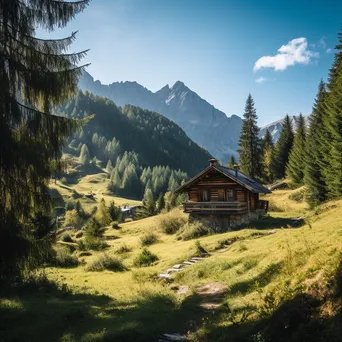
[189,210,265,232]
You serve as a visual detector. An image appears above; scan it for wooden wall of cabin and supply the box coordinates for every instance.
[248,193,259,210]
[185,170,261,205]
[187,185,249,203]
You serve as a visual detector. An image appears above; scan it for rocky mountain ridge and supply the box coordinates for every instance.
[79,72,241,163]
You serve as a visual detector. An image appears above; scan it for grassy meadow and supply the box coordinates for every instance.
[1,181,342,341]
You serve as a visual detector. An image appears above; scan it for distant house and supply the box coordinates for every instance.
[121,205,143,219]
[175,158,271,231]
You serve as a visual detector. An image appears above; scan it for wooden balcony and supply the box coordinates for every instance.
[183,201,248,214]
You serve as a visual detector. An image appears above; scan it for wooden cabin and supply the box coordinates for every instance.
[175,158,271,231]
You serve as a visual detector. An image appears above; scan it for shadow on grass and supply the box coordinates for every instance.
[247,215,305,230]
[229,261,284,296]
[0,275,214,342]
[194,258,342,342]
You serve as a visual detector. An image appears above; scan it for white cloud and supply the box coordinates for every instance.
[254,38,319,72]
[326,48,333,54]
[255,76,266,84]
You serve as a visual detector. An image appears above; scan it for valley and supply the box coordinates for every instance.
[2,175,342,341]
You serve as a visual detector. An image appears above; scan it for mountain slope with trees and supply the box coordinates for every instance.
[55,91,212,177]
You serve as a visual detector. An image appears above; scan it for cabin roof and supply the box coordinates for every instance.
[175,164,272,194]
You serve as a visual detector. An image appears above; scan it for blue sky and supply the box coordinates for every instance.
[39,0,341,125]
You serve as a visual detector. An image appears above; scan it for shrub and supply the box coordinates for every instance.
[140,232,158,246]
[158,208,187,234]
[112,222,120,229]
[84,237,108,251]
[76,238,87,251]
[180,221,212,241]
[60,232,74,243]
[193,240,208,257]
[54,247,79,268]
[86,254,125,272]
[133,248,159,267]
[115,244,132,254]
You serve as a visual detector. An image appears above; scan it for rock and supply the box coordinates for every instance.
[162,333,187,341]
[166,268,183,274]
[268,229,277,235]
[182,261,195,266]
[190,257,205,261]
[159,273,171,279]
[172,264,183,269]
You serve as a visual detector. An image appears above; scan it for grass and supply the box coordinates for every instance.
[2,175,342,341]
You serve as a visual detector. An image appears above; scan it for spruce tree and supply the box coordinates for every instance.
[79,144,90,165]
[305,81,328,207]
[286,114,307,186]
[143,188,155,216]
[106,160,113,173]
[238,94,261,178]
[321,30,342,198]
[274,115,294,179]
[261,129,275,182]
[156,192,165,213]
[0,0,89,278]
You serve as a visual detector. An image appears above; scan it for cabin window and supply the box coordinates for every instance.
[225,189,234,201]
[201,190,208,201]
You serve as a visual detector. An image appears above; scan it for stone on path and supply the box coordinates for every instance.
[167,268,183,274]
[190,257,205,261]
[172,264,183,269]
[162,333,188,341]
[182,261,195,266]
[159,273,171,279]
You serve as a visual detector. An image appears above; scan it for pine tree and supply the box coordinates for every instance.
[321,31,342,198]
[106,160,113,173]
[0,0,89,278]
[109,168,122,193]
[238,94,261,178]
[79,144,90,165]
[261,129,275,182]
[156,192,165,213]
[286,114,307,186]
[228,155,236,168]
[142,188,155,216]
[305,81,328,207]
[274,115,294,179]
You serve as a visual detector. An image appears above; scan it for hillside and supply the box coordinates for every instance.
[79,72,242,162]
[54,91,212,178]
[2,187,342,341]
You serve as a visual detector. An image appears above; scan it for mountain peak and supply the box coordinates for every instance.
[172,80,187,89]
[155,84,171,99]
